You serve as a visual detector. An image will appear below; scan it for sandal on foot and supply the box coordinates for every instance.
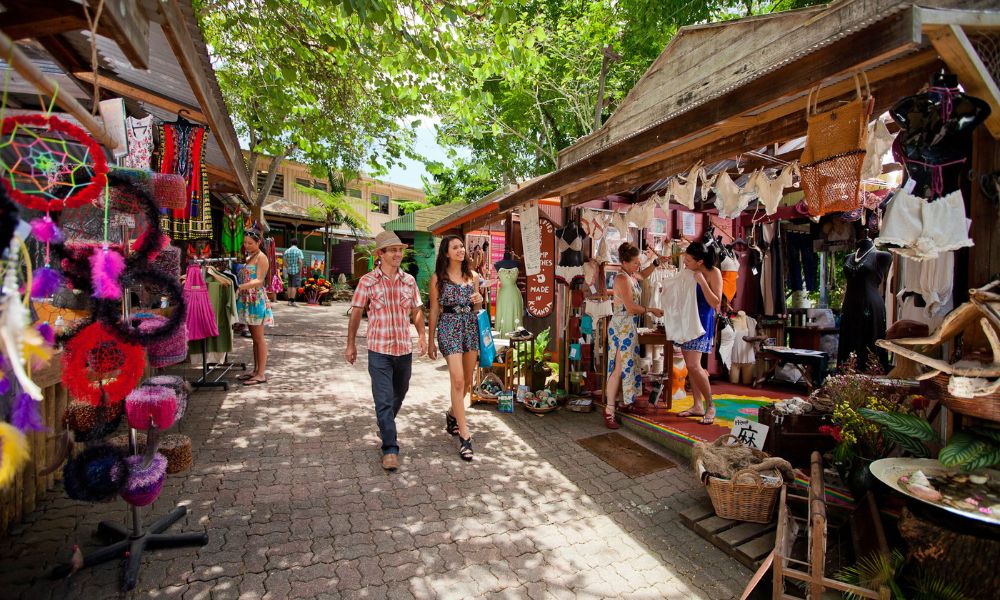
[603,412,620,430]
[458,436,474,461]
[243,377,267,386]
[237,373,254,381]
[445,412,459,436]
[677,409,705,418]
[700,410,716,425]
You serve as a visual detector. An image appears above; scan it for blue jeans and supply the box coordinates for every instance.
[786,232,819,292]
[367,351,412,455]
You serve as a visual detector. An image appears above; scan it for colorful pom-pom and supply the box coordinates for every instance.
[11,392,46,433]
[31,266,62,299]
[89,248,125,300]
[29,215,62,243]
[0,422,30,489]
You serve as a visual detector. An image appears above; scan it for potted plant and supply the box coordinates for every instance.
[511,327,559,391]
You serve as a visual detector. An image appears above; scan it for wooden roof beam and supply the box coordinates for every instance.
[925,24,1000,138]
[73,70,208,123]
[499,8,922,212]
[157,0,253,201]
[0,0,149,69]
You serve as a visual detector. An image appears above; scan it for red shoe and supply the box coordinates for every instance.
[604,411,620,429]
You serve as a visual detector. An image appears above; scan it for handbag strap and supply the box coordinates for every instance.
[806,71,871,116]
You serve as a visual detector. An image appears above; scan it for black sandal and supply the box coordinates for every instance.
[458,436,474,461]
[445,412,459,436]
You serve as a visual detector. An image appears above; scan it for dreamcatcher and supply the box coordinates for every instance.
[0,114,108,212]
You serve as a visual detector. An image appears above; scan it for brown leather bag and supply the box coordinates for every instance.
[801,72,874,164]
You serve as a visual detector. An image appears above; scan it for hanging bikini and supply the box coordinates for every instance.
[668,163,703,209]
[714,170,756,219]
[752,163,799,216]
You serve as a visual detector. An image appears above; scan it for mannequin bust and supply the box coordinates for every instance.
[555,218,586,283]
[494,250,520,271]
[838,232,892,369]
[890,70,991,198]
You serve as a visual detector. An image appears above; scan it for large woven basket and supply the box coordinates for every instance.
[924,373,1000,422]
[698,462,783,523]
[801,150,866,216]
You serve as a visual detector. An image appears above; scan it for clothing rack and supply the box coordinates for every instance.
[188,258,246,391]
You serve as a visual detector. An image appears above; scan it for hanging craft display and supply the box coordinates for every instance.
[0,421,29,489]
[142,376,191,421]
[0,114,108,211]
[62,322,146,406]
[63,444,128,503]
[125,385,177,431]
[65,400,124,442]
[117,453,167,507]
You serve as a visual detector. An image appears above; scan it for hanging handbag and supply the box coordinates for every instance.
[801,72,873,164]
[477,309,496,367]
[801,72,875,216]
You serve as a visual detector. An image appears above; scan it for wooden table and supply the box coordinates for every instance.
[786,326,838,352]
[754,346,830,391]
[628,331,674,414]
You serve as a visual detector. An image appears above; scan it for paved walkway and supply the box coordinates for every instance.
[1,302,748,599]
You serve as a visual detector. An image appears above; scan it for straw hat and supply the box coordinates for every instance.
[374,230,407,252]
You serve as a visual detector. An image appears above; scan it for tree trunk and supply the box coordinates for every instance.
[250,145,296,230]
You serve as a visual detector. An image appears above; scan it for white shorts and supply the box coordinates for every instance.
[876,190,972,260]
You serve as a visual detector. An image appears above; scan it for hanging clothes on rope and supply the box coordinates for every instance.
[122,116,155,170]
[158,120,211,240]
[221,207,244,256]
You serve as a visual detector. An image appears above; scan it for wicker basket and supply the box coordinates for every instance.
[924,373,1000,422]
[696,435,783,523]
[524,404,558,414]
[801,73,872,164]
[800,150,866,216]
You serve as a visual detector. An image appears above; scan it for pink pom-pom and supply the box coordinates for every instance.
[31,266,62,299]
[90,247,125,300]
[29,216,62,243]
[132,231,170,261]
[12,392,47,432]
[36,322,55,345]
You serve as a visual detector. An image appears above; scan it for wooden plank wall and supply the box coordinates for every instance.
[0,357,68,537]
[969,128,1000,288]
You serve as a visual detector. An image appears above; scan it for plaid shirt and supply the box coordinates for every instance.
[283,246,304,275]
[351,267,422,356]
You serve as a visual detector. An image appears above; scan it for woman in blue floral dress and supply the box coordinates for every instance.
[428,235,483,461]
[604,243,663,429]
[236,228,274,386]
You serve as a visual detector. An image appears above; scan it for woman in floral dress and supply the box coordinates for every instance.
[236,228,274,385]
[428,235,483,461]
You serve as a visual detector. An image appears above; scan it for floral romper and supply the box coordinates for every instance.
[607,273,642,405]
[237,264,274,327]
[437,280,480,356]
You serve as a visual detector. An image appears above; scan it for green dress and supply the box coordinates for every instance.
[495,267,523,337]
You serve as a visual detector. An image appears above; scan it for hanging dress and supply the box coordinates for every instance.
[494,267,523,336]
[237,263,274,327]
[184,264,219,341]
[838,251,888,368]
[122,116,154,170]
[607,274,642,405]
[158,121,210,240]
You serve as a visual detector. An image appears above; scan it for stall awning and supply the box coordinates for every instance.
[492,0,999,211]
[430,179,560,235]
[0,1,254,201]
[383,202,466,233]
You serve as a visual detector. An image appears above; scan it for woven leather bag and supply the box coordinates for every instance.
[801,73,874,164]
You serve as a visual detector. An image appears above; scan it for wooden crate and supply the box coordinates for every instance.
[680,502,777,570]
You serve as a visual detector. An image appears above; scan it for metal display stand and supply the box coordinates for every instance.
[51,237,209,590]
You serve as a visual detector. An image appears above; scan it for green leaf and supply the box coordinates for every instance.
[881,427,931,458]
[959,443,1000,472]
[971,426,1000,444]
[939,432,989,468]
[858,408,938,442]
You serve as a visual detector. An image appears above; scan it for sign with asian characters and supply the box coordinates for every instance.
[730,417,769,450]
[526,216,555,317]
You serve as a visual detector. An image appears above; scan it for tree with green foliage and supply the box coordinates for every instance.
[299,170,368,278]
[421,158,499,205]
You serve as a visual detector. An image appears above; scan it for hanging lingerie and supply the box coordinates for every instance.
[876,189,972,260]
[720,255,739,302]
[699,170,718,203]
[752,163,798,216]
[584,298,613,320]
[669,163,703,210]
[555,224,585,282]
[714,170,755,219]
[898,251,954,313]
[861,118,896,181]
[626,199,655,230]
[611,211,629,237]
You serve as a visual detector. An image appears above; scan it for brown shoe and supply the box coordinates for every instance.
[381,453,399,471]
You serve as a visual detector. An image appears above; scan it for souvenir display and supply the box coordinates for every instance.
[872,458,1000,526]
[118,453,168,507]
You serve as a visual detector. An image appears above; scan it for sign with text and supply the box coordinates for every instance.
[526,217,555,317]
[730,417,769,450]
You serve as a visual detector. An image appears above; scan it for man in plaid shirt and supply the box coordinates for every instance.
[346,231,426,471]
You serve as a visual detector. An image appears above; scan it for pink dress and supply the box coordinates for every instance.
[184,264,219,341]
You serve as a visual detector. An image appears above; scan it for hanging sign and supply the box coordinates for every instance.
[520,202,542,276]
[730,416,769,450]
[526,217,555,317]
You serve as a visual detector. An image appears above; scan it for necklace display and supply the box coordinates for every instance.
[854,244,875,263]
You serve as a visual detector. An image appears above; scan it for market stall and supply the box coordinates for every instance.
[0,1,254,591]
[457,0,1000,596]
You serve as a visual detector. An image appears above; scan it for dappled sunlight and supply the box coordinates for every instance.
[0,302,746,599]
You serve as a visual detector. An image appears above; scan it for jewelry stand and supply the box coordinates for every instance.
[51,232,209,590]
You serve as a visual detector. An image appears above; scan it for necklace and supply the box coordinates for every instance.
[854,244,875,263]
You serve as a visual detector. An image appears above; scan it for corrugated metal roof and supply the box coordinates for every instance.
[384,202,465,233]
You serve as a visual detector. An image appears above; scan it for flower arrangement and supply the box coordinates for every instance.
[298,276,332,305]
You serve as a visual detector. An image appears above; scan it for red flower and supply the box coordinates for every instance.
[297,287,305,294]
[910,395,929,411]
[819,425,842,443]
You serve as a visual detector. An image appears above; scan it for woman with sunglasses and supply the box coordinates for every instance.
[237,228,273,385]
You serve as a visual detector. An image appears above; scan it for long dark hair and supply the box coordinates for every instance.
[435,235,473,300]
[685,241,718,269]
